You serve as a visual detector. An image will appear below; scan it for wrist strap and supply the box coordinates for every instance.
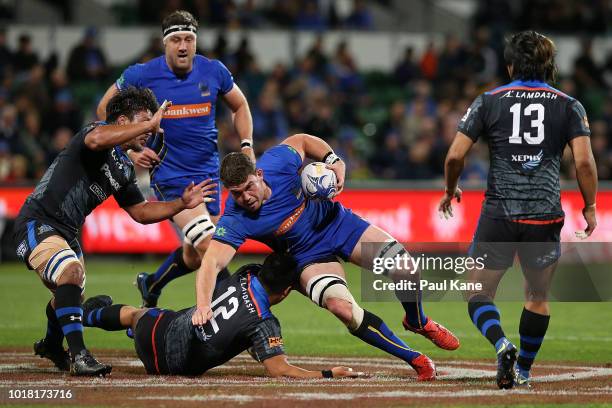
[323,151,340,165]
[321,369,333,378]
[585,203,596,208]
[241,139,253,149]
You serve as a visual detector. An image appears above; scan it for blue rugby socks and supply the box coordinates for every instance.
[84,305,125,331]
[148,247,232,294]
[54,284,85,356]
[517,307,549,378]
[352,310,421,363]
[400,299,428,329]
[468,295,508,353]
[44,300,64,347]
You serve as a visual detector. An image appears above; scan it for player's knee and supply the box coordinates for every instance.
[306,274,364,331]
[373,240,413,281]
[56,262,85,287]
[325,298,354,325]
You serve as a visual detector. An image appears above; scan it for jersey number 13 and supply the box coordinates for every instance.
[509,103,545,145]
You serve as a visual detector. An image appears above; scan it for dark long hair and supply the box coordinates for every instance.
[504,31,558,83]
[106,87,159,123]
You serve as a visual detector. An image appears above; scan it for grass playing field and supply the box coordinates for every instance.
[1,257,611,363]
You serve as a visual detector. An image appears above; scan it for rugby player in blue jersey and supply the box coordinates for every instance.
[97,10,253,307]
[191,134,462,381]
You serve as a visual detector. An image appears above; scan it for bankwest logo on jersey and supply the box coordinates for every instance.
[163,103,212,119]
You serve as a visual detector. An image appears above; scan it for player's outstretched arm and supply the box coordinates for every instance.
[223,85,255,163]
[262,355,362,379]
[85,101,171,151]
[192,240,237,326]
[439,132,474,218]
[569,135,598,238]
[97,83,119,121]
[123,179,217,224]
[282,133,346,194]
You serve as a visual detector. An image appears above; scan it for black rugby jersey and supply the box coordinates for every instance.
[458,80,590,220]
[17,122,144,240]
[157,264,285,375]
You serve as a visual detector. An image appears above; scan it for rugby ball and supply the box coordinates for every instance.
[301,162,337,200]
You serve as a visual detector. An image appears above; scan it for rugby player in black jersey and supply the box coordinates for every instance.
[13,87,217,376]
[439,31,597,389]
[81,253,360,379]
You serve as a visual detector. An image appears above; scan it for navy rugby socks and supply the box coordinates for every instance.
[54,284,85,356]
[84,305,125,331]
[148,247,194,294]
[44,300,64,347]
[149,247,230,294]
[517,307,549,377]
[401,300,428,329]
[468,295,508,353]
[352,310,421,363]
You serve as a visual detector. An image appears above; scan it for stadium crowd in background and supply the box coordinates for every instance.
[0,1,611,185]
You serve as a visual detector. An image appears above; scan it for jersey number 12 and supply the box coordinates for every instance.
[509,103,545,145]
[209,286,239,334]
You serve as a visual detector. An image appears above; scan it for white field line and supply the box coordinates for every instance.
[135,388,612,403]
[1,364,611,389]
[1,352,607,371]
[1,352,611,389]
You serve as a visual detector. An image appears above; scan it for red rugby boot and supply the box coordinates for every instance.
[409,354,436,381]
[403,316,460,351]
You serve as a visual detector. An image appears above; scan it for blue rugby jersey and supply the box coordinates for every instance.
[116,55,234,185]
[213,145,369,267]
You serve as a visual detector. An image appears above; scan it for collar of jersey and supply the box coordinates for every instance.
[507,79,550,88]
[162,54,196,79]
[249,274,272,318]
[113,146,131,163]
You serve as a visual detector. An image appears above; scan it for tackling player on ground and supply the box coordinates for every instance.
[81,253,360,379]
[13,87,216,376]
[440,31,597,389]
[191,133,461,381]
[97,10,253,308]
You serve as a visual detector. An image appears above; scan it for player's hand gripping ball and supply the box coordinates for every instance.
[301,162,337,200]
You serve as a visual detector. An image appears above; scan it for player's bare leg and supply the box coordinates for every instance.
[299,262,435,380]
[136,205,225,307]
[515,261,558,386]
[350,224,459,350]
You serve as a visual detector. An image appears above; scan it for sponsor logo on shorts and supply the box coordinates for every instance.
[16,240,27,259]
[268,336,283,348]
[69,315,82,322]
[37,224,54,235]
[90,183,108,201]
[163,103,212,119]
